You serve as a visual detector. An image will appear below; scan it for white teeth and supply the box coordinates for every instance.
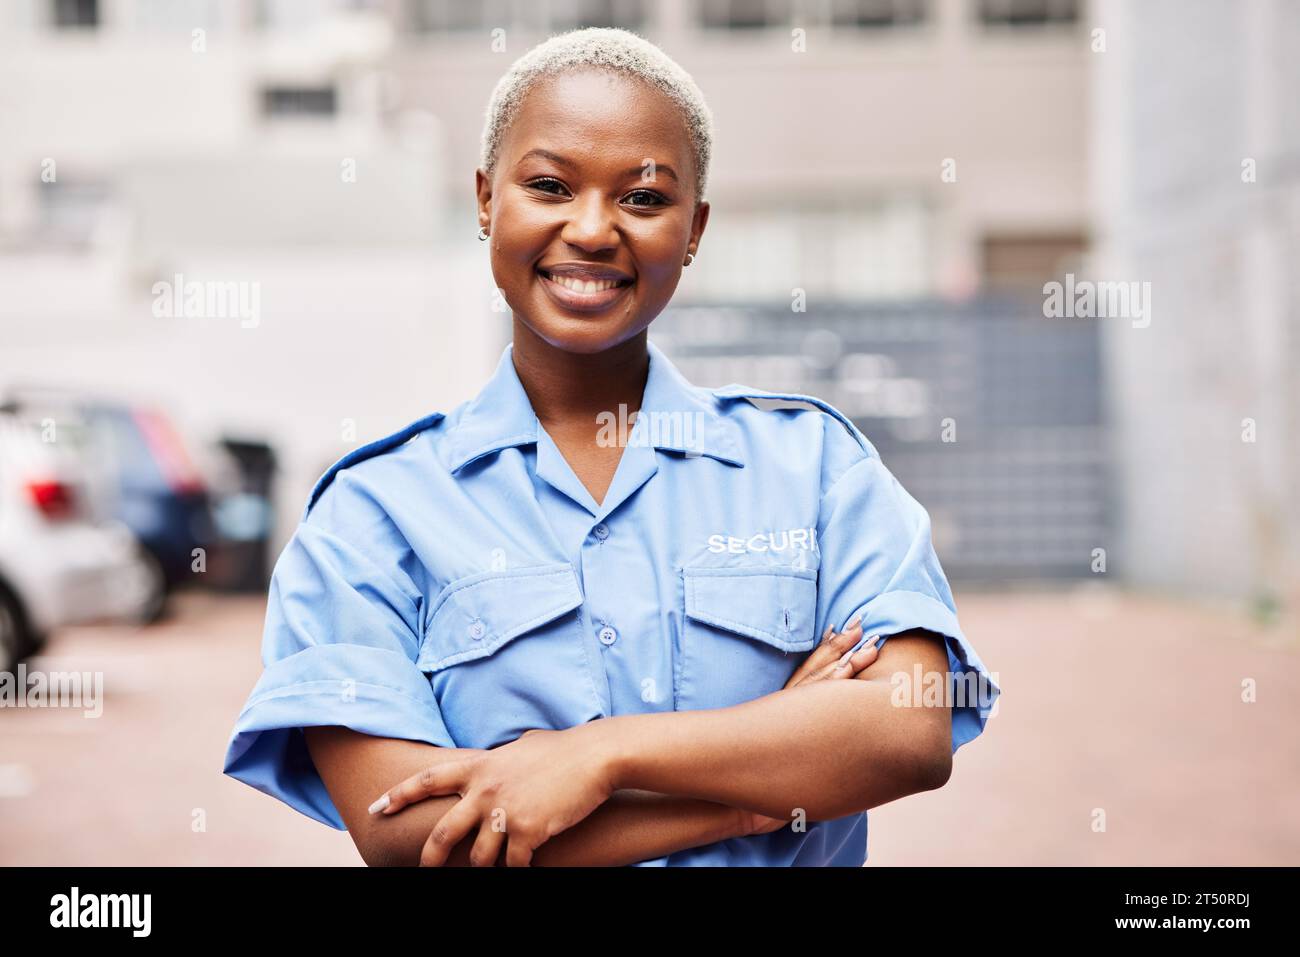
[545,273,624,293]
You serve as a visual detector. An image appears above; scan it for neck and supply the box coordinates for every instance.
[510,319,650,430]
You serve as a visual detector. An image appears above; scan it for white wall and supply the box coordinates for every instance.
[1091,0,1300,602]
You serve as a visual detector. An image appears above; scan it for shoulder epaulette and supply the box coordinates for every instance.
[711,384,874,457]
[303,411,446,518]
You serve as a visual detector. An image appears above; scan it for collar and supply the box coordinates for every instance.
[444,339,745,473]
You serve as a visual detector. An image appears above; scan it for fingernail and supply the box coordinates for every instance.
[368,794,390,814]
[836,648,855,669]
[847,615,862,630]
[854,635,882,657]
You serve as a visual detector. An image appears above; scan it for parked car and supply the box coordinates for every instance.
[0,412,163,671]
[206,438,277,593]
[0,389,217,617]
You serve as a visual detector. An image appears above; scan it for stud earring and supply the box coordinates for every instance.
[684,253,695,267]
[477,225,489,241]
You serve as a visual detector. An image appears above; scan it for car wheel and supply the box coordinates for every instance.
[131,548,169,625]
[0,585,30,674]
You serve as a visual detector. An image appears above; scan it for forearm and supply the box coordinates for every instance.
[597,679,952,822]
[531,790,741,866]
[307,726,746,867]
[376,789,740,867]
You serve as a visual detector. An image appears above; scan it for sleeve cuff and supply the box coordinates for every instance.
[221,643,456,829]
[849,589,1000,754]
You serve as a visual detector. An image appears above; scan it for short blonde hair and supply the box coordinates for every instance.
[480,27,714,203]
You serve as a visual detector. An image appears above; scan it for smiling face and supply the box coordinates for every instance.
[476,68,710,355]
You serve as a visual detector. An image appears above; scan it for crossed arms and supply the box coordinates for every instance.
[304,627,953,866]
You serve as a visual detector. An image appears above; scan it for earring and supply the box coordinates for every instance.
[477,225,489,241]
[684,253,695,267]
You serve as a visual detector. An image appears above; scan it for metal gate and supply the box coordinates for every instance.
[653,298,1111,581]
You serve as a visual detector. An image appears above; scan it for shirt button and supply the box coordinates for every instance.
[592,523,610,541]
[597,625,618,645]
[468,619,486,640]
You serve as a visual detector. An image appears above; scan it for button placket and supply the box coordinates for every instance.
[585,521,617,648]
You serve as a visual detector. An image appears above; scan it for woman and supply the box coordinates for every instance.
[222,27,998,867]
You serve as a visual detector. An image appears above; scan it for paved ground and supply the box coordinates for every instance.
[1,585,1296,866]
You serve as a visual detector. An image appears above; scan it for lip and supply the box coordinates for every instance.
[540,262,634,282]
[537,267,635,313]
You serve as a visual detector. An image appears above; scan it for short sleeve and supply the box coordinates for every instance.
[815,455,999,754]
[221,478,454,829]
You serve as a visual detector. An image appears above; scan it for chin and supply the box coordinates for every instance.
[522,313,649,356]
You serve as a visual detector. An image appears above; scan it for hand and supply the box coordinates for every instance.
[368,723,617,867]
[784,616,881,689]
[732,626,880,840]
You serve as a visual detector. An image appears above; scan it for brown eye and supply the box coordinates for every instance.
[624,189,667,207]
[527,177,569,196]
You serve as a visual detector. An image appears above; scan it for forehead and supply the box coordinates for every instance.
[502,68,694,174]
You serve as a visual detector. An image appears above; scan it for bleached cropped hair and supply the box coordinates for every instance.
[480,27,714,203]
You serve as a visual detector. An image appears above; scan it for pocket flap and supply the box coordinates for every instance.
[419,563,584,673]
[683,565,818,653]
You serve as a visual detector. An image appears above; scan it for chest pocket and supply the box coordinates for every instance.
[418,563,603,748]
[674,565,819,711]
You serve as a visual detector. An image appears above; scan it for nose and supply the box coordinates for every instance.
[558,190,619,252]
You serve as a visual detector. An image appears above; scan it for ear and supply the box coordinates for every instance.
[475,167,493,231]
[688,199,710,258]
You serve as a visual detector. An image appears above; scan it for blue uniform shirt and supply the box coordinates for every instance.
[222,339,999,865]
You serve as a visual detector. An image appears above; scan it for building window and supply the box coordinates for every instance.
[132,0,228,32]
[261,86,338,118]
[977,0,1078,27]
[676,199,931,302]
[830,0,927,28]
[37,179,113,245]
[698,0,793,30]
[52,0,99,28]
[409,0,512,32]
[547,0,648,31]
[981,233,1088,295]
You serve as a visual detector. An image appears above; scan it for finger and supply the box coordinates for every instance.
[419,798,481,867]
[786,625,838,687]
[505,832,537,868]
[803,625,873,684]
[469,818,506,868]
[808,631,881,685]
[372,760,467,816]
[788,618,862,687]
[846,636,884,678]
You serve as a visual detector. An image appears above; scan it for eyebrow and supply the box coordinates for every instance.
[516,148,680,185]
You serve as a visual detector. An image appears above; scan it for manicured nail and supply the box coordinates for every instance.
[853,635,882,659]
[846,615,862,631]
[368,794,390,814]
[835,648,855,670]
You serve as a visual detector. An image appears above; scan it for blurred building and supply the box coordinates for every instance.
[386,0,1090,301]
[0,0,1094,563]
[0,0,505,550]
[1091,0,1300,606]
